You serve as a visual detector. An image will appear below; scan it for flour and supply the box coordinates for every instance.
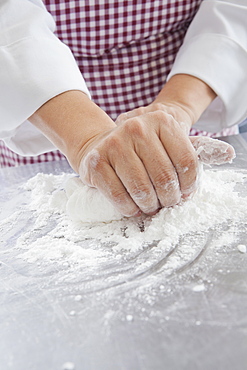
[55,137,236,224]
[65,177,123,223]
[237,244,247,253]
[1,161,246,366]
[15,167,247,278]
[192,284,206,292]
[62,362,75,370]
[126,314,134,322]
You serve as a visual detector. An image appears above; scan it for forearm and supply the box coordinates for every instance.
[29,90,116,172]
[154,74,217,127]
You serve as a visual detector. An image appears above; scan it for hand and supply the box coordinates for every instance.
[190,136,235,165]
[116,103,236,166]
[76,105,187,216]
[79,101,235,217]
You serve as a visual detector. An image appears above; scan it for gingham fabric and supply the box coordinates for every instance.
[0,0,237,168]
[0,142,65,167]
[46,0,202,120]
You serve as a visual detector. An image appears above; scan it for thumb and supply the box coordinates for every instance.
[189,136,236,165]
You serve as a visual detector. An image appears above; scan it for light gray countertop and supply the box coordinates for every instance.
[0,135,247,370]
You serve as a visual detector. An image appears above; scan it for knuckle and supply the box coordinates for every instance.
[80,149,105,185]
[116,113,125,123]
[162,179,179,194]
[131,184,153,201]
[152,103,165,111]
[152,109,166,122]
[153,109,170,121]
[105,133,123,152]
[134,107,146,115]
[177,152,198,174]
[111,189,128,203]
[153,171,178,191]
[152,110,178,130]
[124,118,147,139]
[117,107,146,124]
[105,134,127,162]
[84,149,101,169]
[152,171,181,208]
[110,192,139,217]
[131,184,159,214]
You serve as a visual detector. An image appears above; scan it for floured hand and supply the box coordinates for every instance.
[67,138,235,223]
[190,136,235,165]
[78,103,235,217]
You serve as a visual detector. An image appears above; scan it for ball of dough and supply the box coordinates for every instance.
[65,177,123,223]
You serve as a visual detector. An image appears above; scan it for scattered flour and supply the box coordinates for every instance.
[126,314,134,322]
[237,244,247,254]
[62,362,75,370]
[192,284,206,292]
[8,167,246,280]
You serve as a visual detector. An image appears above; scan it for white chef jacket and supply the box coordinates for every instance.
[0,0,247,156]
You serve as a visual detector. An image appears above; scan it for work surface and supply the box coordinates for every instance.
[0,135,247,370]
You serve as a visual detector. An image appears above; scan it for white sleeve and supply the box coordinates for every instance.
[0,0,90,156]
[168,0,247,133]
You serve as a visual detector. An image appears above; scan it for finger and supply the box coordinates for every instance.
[135,133,181,208]
[155,112,199,199]
[189,136,236,165]
[104,129,160,214]
[112,150,160,215]
[116,116,181,209]
[79,149,140,217]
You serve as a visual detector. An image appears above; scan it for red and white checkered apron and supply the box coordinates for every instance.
[0,0,237,167]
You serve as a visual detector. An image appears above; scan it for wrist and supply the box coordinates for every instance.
[154,74,217,126]
[29,90,116,173]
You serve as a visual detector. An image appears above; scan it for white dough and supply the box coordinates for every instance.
[65,177,123,223]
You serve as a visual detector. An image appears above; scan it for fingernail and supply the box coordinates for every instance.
[133,210,142,217]
[146,208,160,216]
[182,190,196,200]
